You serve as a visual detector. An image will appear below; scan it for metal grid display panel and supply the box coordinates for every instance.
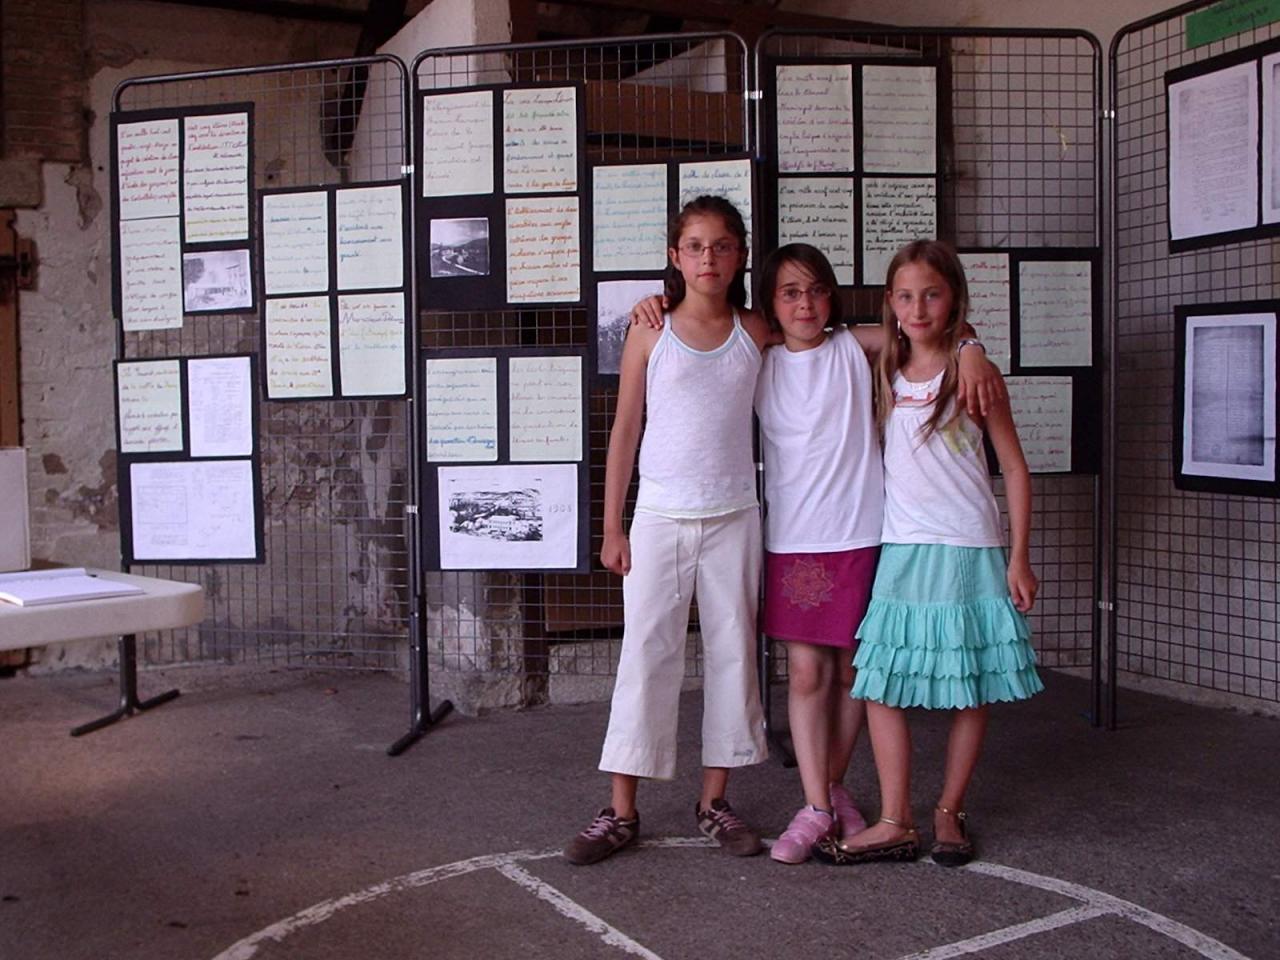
[116,59,412,671]
[1113,8,1280,704]
[415,36,749,700]
[760,30,1102,672]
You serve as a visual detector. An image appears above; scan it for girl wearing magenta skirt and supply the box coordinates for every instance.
[813,240,1043,868]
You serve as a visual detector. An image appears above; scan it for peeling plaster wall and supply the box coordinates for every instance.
[14,2,357,672]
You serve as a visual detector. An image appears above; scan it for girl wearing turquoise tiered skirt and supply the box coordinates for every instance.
[813,240,1043,869]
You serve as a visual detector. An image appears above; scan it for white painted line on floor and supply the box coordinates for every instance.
[208,839,1255,960]
[497,862,665,959]
[209,851,545,960]
[968,861,1254,960]
[893,905,1111,959]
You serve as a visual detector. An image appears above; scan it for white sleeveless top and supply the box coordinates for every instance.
[754,327,883,552]
[635,312,761,518]
[881,369,1003,547]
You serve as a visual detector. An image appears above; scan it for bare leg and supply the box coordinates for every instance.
[699,767,729,810]
[847,700,913,847]
[785,642,835,810]
[827,657,864,787]
[610,773,639,819]
[934,705,988,843]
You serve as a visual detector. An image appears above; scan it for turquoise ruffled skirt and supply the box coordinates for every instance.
[852,543,1043,709]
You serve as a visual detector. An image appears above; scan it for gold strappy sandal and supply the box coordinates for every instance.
[930,805,974,867]
[811,816,919,865]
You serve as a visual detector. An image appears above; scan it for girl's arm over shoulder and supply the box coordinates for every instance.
[956,345,1007,418]
[850,324,887,357]
[983,390,1037,613]
[739,308,777,352]
[600,324,659,576]
[630,295,668,330]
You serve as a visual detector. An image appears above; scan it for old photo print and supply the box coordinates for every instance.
[430,217,490,278]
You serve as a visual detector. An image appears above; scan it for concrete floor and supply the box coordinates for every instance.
[1,664,1276,960]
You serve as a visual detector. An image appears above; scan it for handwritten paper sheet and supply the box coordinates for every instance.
[183,112,250,243]
[421,89,494,197]
[1183,313,1276,481]
[424,357,498,462]
[336,184,403,291]
[679,159,753,239]
[337,292,406,396]
[503,87,578,194]
[959,252,1012,373]
[861,177,935,284]
[120,216,184,331]
[187,356,254,458]
[592,164,668,272]
[117,360,183,453]
[774,64,855,173]
[437,463,578,570]
[1263,53,1280,224]
[1168,61,1258,241]
[117,119,179,221]
[262,190,329,294]
[777,178,855,285]
[862,64,937,174]
[265,297,333,399]
[130,459,257,561]
[1018,260,1093,367]
[506,197,581,303]
[1006,376,1073,473]
[509,356,583,462]
[596,278,665,376]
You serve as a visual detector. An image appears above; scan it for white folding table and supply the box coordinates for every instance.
[0,568,204,735]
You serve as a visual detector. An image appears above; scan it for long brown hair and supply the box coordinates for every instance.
[663,195,749,309]
[875,240,970,440]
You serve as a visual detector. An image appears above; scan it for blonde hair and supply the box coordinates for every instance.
[875,240,971,440]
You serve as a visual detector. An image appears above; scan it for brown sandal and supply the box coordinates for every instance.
[811,816,919,865]
[930,805,974,867]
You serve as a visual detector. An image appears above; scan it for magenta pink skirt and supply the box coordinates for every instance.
[762,546,880,650]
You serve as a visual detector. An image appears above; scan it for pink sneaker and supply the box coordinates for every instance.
[770,806,835,864]
[829,782,867,840]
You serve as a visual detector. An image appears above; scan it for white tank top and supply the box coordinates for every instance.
[881,369,1003,547]
[635,311,761,518]
[754,327,883,552]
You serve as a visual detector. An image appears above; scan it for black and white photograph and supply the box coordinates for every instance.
[1181,311,1276,483]
[449,487,543,542]
[430,217,490,278]
[595,278,664,376]
[182,248,253,312]
[436,463,578,569]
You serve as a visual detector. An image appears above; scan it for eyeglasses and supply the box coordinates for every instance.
[776,284,833,304]
[678,240,740,259]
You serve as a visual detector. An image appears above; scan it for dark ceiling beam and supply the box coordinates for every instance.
[140,0,375,26]
[542,0,884,34]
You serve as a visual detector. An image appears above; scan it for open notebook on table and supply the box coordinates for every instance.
[0,567,145,607]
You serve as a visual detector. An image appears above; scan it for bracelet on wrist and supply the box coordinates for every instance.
[956,338,985,355]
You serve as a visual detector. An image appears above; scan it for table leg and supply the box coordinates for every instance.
[70,634,180,737]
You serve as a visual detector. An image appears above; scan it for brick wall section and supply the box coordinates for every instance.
[2,0,86,162]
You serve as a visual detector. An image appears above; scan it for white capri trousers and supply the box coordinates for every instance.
[599,507,768,780]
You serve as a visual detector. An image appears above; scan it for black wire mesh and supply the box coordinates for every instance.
[414,36,749,703]
[1113,6,1280,704]
[759,29,1102,675]
[115,58,411,671]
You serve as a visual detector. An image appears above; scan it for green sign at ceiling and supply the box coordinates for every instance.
[1186,0,1280,48]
